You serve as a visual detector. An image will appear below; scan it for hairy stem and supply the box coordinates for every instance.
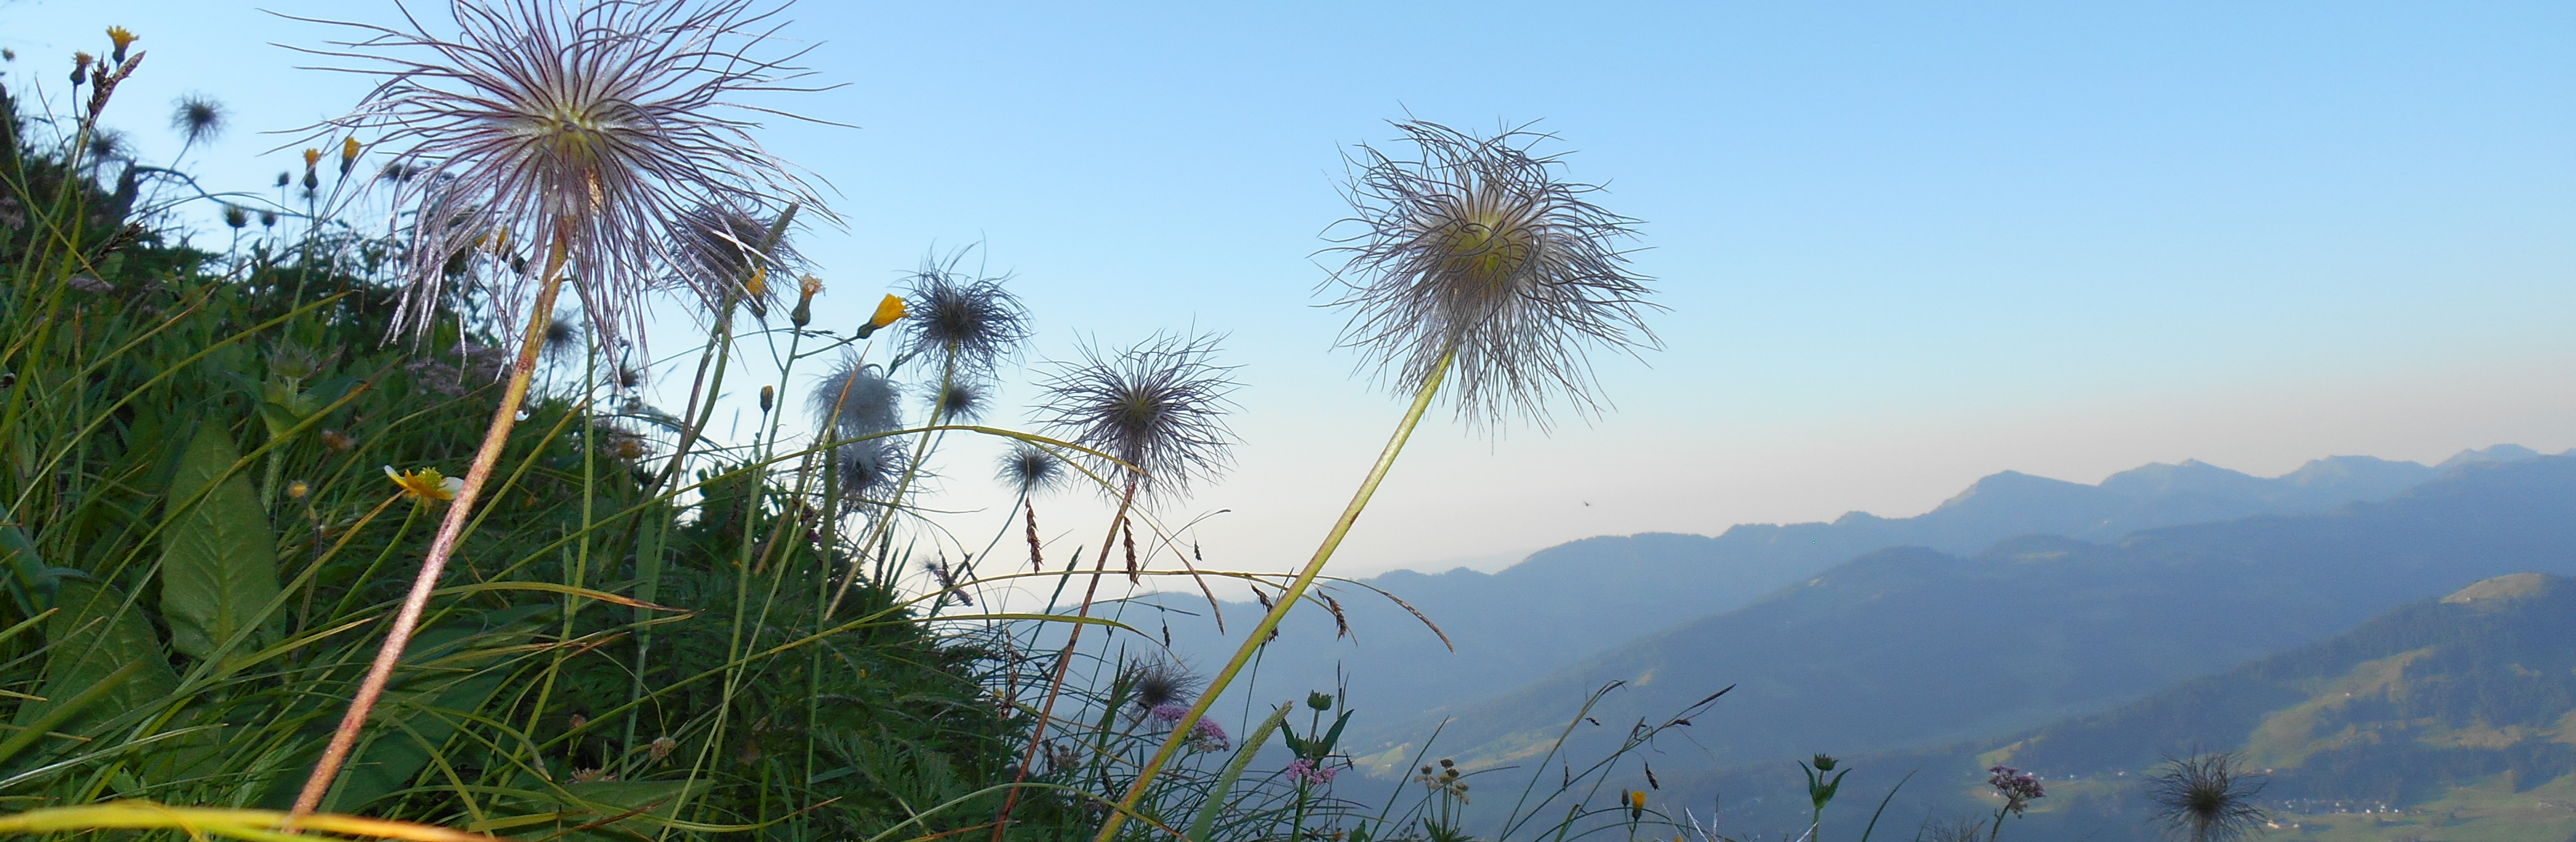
[1094,350,1454,842]
[288,221,573,817]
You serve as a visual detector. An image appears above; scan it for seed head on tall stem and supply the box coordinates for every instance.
[1325,119,1661,430]
[898,250,1031,381]
[291,0,834,346]
[282,0,834,818]
[1032,332,1238,500]
[1092,120,1662,842]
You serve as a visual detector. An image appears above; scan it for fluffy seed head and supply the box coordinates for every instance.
[898,250,1030,379]
[1325,120,1660,430]
[1034,332,1238,500]
[834,439,908,502]
[924,379,988,423]
[668,202,804,321]
[995,442,1064,497]
[2149,752,2268,842]
[810,358,900,439]
[170,93,227,146]
[292,0,834,346]
[1122,660,1200,713]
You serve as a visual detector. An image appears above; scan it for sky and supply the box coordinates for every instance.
[4,1,2572,583]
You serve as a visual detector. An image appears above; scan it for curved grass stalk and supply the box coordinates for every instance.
[289,222,574,817]
[1092,349,1454,842]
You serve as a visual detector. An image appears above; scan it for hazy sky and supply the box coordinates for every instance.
[6,2,2572,580]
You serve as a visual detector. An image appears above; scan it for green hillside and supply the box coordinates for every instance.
[1666,572,2576,842]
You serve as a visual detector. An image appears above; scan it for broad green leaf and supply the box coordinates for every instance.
[16,579,179,735]
[158,426,281,662]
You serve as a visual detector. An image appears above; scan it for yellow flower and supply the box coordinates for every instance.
[798,275,824,298]
[302,148,322,169]
[105,27,136,60]
[342,136,362,163]
[287,480,310,499]
[384,465,464,501]
[744,267,768,298]
[869,294,906,327]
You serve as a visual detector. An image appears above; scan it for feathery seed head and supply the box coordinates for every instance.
[996,442,1063,497]
[1326,120,1660,431]
[84,129,128,164]
[296,0,834,346]
[810,358,900,438]
[668,202,804,320]
[926,379,988,423]
[170,93,228,146]
[222,204,250,229]
[833,439,908,502]
[898,250,1030,378]
[1034,332,1238,500]
[540,315,582,360]
[1122,660,1201,713]
[2149,752,2267,842]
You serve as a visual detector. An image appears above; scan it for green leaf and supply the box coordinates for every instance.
[16,580,179,736]
[158,426,280,663]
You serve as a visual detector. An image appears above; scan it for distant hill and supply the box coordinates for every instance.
[1352,454,2576,794]
[1144,447,2541,739]
[1664,572,2576,841]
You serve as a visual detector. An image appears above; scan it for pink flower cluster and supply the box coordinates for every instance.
[1150,703,1189,723]
[1285,757,1337,786]
[1188,717,1230,751]
[1988,765,2045,813]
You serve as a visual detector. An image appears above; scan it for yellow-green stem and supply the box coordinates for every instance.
[1092,350,1454,842]
[288,222,574,817]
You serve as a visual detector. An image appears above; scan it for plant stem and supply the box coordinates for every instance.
[288,220,573,817]
[1092,350,1454,842]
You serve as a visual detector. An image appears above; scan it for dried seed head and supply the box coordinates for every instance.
[995,442,1063,497]
[1034,332,1238,501]
[1325,120,1660,431]
[668,203,804,321]
[834,439,908,502]
[810,358,900,439]
[292,0,834,347]
[1121,660,1200,713]
[170,93,227,146]
[222,204,250,228]
[2149,752,2268,842]
[898,249,1029,379]
[924,379,988,423]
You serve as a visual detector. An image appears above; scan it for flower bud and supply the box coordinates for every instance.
[1306,691,1333,711]
[758,385,774,413]
[287,480,309,499]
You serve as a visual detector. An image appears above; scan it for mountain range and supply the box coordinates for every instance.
[1365,453,2576,786]
[1145,446,2547,749]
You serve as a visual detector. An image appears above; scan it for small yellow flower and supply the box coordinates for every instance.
[286,480,310,499]
[870,294,908,327]
[105,27,137,60]
[302,148,322,170]
[384,465,464,501]
[342,136,362,163]
[798,275,824,298]
[744,267,768,298]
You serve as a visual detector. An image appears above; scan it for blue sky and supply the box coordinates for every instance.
[6,1,2572,578]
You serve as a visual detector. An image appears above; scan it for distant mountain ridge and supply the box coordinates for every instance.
[1368,454,2576,781]
[1668,572,2576,841]
[1150,446,2548,734]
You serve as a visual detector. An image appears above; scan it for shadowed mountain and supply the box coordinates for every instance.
[1666,572,2576,841]
[1350,454,2576,794]
[1146,447,2536,734]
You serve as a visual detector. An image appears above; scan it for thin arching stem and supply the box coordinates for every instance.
[1092,348,1456,842]
[288,220,575,818]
